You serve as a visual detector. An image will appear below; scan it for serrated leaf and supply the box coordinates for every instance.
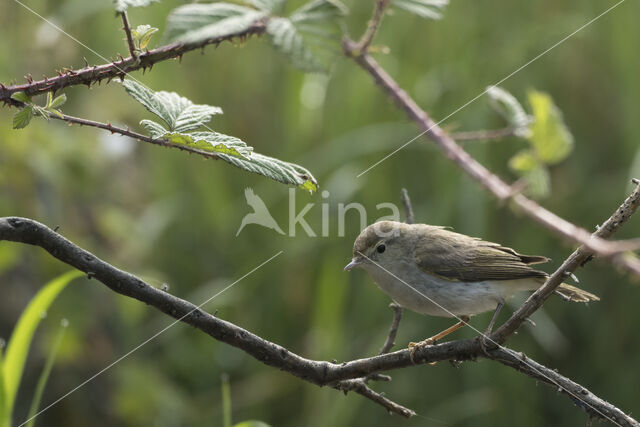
[486,86,531,137]
[218,152,318,192]
[509,150,539,172]
[244,0,284,13]
[266,0,346,72]
[527,90,574,164]
[165,131,253,158]
[113,0,158,13]
[13,107,34,129]
[289,0,348,23]
[132,24,158,50]
[48,94,67,109]
[267,18,325,72]
[390,0,448,20]
[140,119,168,138]
[164,3,267,44]
[123,80,222,133]
[10,92,31,104]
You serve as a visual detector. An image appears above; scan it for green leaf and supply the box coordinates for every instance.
[122,80,223,133]
[140,121,252,158]
[524,166,551,199]
[486,86,531,137]
[165,131,253,158]
[267,18,324,72]
[508,150,539,172]
[10,92,31,104]
[2,271,82,425]
[132,24,159,50]
[25,320,68,427]
[289,0,348,23]
[45,92,53,108]
[218,152,318,192]
[12,106,34,129]
[527,89,574,164]
[140,119,168,138]
[266,0,346,72]
[390,0,448,20]
[244,0,284,13]
[47,94,67,109]
[164,3,267,44]
[113,0,158,13]
[48,109,65,119]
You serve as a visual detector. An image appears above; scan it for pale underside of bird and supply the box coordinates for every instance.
[345,221,599,350]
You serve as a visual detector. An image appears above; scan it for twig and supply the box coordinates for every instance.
[341,40,640,268]
[44,110,220,160]
[356,0,391,52]
[120,12,137,59]
[492,179,640,343]
[450,127,518,141]
[378,303,403,355]
[486,346,638,426]
[0,20,267,104]
[401,188,415,225]
[336,379,416,418]
[0,216,637,424]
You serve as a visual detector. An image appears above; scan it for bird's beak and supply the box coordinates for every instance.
[344,258,362,271]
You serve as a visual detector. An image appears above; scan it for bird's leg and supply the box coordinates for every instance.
[479,300,504,355]
[408,315,470,363]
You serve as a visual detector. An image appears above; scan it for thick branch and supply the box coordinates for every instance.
[342,41,640,272]
[0,21,267,104]
[492,180,640,343]
[1,216,637,425]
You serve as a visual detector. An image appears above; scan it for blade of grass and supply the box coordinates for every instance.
[2,271,82,425]
[25,319,69,427]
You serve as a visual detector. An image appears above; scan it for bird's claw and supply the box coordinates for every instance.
[408,338,437,365]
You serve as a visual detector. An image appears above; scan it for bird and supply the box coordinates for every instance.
[344,220,598,357]
[236,188,285,236]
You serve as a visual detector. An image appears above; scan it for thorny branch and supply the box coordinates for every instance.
[341,39,640,274]
[0,20,267,105]
[120,11,137,60]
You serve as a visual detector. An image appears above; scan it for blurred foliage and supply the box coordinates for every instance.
[1,0,640,426]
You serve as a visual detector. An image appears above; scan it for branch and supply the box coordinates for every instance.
[486,346,639,426]
[450,127,518,141]
[43,110,220,160]
[356,0,391,52]
[0,217,637,424]
[492,179,640,343]
[341,41,640,272]
[0,20,267,104]
[120,12,137,59]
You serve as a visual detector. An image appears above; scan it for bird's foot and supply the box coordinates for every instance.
[408,338,438,365]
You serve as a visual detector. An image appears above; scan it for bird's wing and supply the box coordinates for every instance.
[414,227,549,282]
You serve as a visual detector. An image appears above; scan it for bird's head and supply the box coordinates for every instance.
[344,221,408,272]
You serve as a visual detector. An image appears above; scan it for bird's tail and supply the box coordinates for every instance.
[555,283,599,302]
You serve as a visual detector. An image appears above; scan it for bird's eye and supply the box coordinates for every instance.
[376,244,386,254]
